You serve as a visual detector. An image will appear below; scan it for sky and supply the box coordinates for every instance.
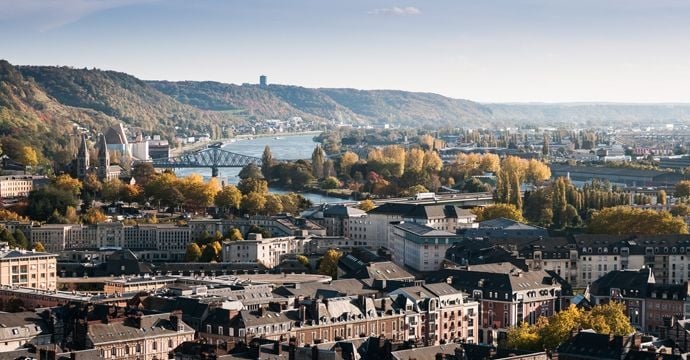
[2,0,690,103]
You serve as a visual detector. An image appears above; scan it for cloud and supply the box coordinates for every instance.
[0,0,156,31]
[367,6,421,16]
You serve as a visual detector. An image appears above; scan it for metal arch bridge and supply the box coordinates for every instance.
[151,143,263,177]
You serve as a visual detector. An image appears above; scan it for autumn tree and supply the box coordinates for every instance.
[656,190,667,205]
[200,241,222,262]
[131,162,156,187]
[676,180,690,198]
[32,242,45,252]
[53,175,82,197]
[479,153,500,173]
[340,151,359,176]
[241,192,267,215]
[405,148,425,173]
[587,206,688,235]
[228,228,243,241]
[311,145,325,179]
[215,185,242,213]
[264,194,284,215]
[525,159,551,185]
[185,243,202,262]
[472,204,525,223]
[318,249,342,279]
[82,208,107,224]
[358,199,376,212]
[122,184,141,204]
[238,178,269,195]
[671,204,690,217]
[19,146,38,167]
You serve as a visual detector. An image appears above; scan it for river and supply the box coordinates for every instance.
[175,134,349,204]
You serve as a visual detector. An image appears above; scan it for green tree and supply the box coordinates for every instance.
[0,229,15,246]
[185,243,202,262]
[238,163,264,180]
[238,178,268,195]
[200,241,221,262]
[27,186,79,221]
[131,162,156,187]
[101,178,124,203]
[317,249,342,279]
[12,230,28,249]
[261,145,274,179]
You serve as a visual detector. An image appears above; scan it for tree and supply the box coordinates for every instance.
[671,204,690,217]
[12,230,28,249]
[318,249,342,279]
[82,172,102,195]
[405,148,425,173]
[358,199,376,212]
[238,163,264,180]
[321,176,340,190]
[122,184,142,204]
[131,162,156,187]
[525,159,551,185]
[0,209,27,222]
[423,151,443,172]
[587,206,688,235]
[27,186,79,221]
[657,190,667,205]
[53,175,82,196]
[185,243,202,262]
[264,194,284,215]
[340,151,359,176]
[82,208,107,224]
[19,146,38,167]
[215,185,242,212]
[0,228,14,246]
[200,241,221,262]
[238,178,268,195]
[405,184,429,197]
[228,228,243,241]
[311,145,325,179]
[472,204,525,222]
[261,145,274,179]
[101,179,124,203]
[64,206,79,223]
[32,242,45,252]
[241,192,267,215]
[479,153,500,173]
[676,180,690,198]
[296,255,310,268]
[507,321,543,351]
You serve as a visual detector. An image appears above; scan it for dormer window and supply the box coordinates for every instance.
[613,247,619,253]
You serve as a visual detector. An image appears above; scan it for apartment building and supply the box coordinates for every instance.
[429,264,564,346]
[0,312,51,352]
[0,175,47,199]
[222,234,309,268]
[390,222,464,272]
[388,282,479,345]
[0,244,57,290]
[362,203,476,250]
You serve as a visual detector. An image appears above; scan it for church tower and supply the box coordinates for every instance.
[76,134,90,180]
[97,134,110,181]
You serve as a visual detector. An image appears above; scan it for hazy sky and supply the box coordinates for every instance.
[2,0,690,103]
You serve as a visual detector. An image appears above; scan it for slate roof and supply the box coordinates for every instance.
[323,205,367,218]
[88,313,194,345]
[272,279,377,299]
[556,331,632,360]
[393,222,457,237]
[589,268,654,298]
[369,203,474,220]
[391,343,462,360]
[0,311,49,342]
[0,249,56,259]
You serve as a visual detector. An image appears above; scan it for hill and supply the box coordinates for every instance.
[148,81,494,127]
[0,60,116,166]
[19,66,241,140]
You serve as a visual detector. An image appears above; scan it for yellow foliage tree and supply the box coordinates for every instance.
[423,151,443,172]
[241,192,267,215]
[318,249,342,279]
[479,153,500,173]
[587,206,688,235]
[358,199,376,212]
[676,180,690,198]
[32,242,46,252]
[82,208,107,224]
[19,146,38,167]
[53,174,82,196]
[340,151,359,176]
[405,148,425,173]
[472,204,525,222]
[525,159,552,185]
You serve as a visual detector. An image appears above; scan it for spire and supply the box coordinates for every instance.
[76,134,90,180]
[97,133,110,181]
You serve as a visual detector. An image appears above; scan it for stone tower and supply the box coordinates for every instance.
[96,133,110,181]
[76,134,89,180]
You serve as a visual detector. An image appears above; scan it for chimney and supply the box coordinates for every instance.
[170,309,182,331]
[299,304,307,322]
[313,299,321,324]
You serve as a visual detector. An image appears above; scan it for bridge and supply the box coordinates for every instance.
[151,143,263,177]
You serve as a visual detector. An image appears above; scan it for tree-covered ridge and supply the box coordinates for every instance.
[148,80,494,127]
[0,60,115,162]
[18,66,242,135]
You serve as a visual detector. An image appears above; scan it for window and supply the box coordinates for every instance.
[152,341,157,350]
[111,347,116,356]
